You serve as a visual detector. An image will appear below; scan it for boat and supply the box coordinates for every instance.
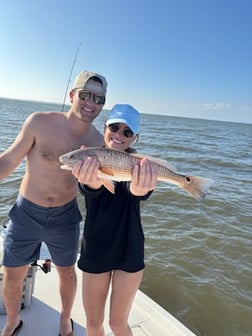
[0,253,197,336]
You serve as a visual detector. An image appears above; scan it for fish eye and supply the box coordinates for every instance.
[185,176,191,184]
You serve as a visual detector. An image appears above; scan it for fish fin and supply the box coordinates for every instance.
[131,153,175,170]
[150,158,175,170]
[181,176,214,200]
[98,169,116,179]
[100,167,116,176]
[101,179,115,194]
[96,170,116,193]
[97,171,123,183]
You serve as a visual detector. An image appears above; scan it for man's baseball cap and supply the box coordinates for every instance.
[72,71,107,94]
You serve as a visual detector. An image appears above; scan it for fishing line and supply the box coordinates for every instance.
[61,42,82,112]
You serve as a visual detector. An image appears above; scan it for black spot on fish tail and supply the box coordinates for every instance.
[185,176,191,183]
[182,176,214,201]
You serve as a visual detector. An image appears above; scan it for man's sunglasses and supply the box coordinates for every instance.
[78,90,105,105]
[108,123,134,138]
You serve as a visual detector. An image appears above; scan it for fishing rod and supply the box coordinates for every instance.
[61,42,82,112]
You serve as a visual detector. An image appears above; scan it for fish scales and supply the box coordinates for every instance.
[59,147,214,200]
[72,148,179,181]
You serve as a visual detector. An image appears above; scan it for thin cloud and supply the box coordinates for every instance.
[241,105,252,111]
[181,103,232,111]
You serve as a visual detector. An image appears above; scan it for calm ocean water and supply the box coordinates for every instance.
[0,97,251,336]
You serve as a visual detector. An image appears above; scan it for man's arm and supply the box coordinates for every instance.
[0,114,36,180]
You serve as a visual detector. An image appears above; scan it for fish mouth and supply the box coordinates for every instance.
[60,164,73,171]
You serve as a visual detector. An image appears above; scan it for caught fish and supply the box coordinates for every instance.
[59,147,214,200]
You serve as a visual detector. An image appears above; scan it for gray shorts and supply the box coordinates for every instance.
[3,194,82,267]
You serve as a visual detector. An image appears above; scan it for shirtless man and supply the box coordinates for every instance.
[0,70,107,336]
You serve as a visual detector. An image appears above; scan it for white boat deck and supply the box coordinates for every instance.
[0,263,196,335]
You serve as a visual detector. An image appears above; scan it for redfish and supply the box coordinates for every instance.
[59,147,214,200]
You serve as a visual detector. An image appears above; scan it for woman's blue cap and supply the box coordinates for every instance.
[106,104,140,134]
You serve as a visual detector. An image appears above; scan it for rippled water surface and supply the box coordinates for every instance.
[0,98,251,335]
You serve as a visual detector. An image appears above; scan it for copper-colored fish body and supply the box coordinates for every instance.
[59,147,214,200]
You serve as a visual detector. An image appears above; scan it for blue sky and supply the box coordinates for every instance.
[1,0,251,124]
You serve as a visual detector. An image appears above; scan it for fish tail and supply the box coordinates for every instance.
[182,176,214,200]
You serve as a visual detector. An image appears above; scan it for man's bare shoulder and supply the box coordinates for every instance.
[26,111,65,127]
[85,125,104,147]
[29,111,64,120]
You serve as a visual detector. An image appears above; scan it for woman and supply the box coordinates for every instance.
[72,104,157,336]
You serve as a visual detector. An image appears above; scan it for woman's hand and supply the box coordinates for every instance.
[130,158,158,196]
[72,157,102,189]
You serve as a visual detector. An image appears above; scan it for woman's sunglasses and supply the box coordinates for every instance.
[107,123,134,138]
[78,90,105,105]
